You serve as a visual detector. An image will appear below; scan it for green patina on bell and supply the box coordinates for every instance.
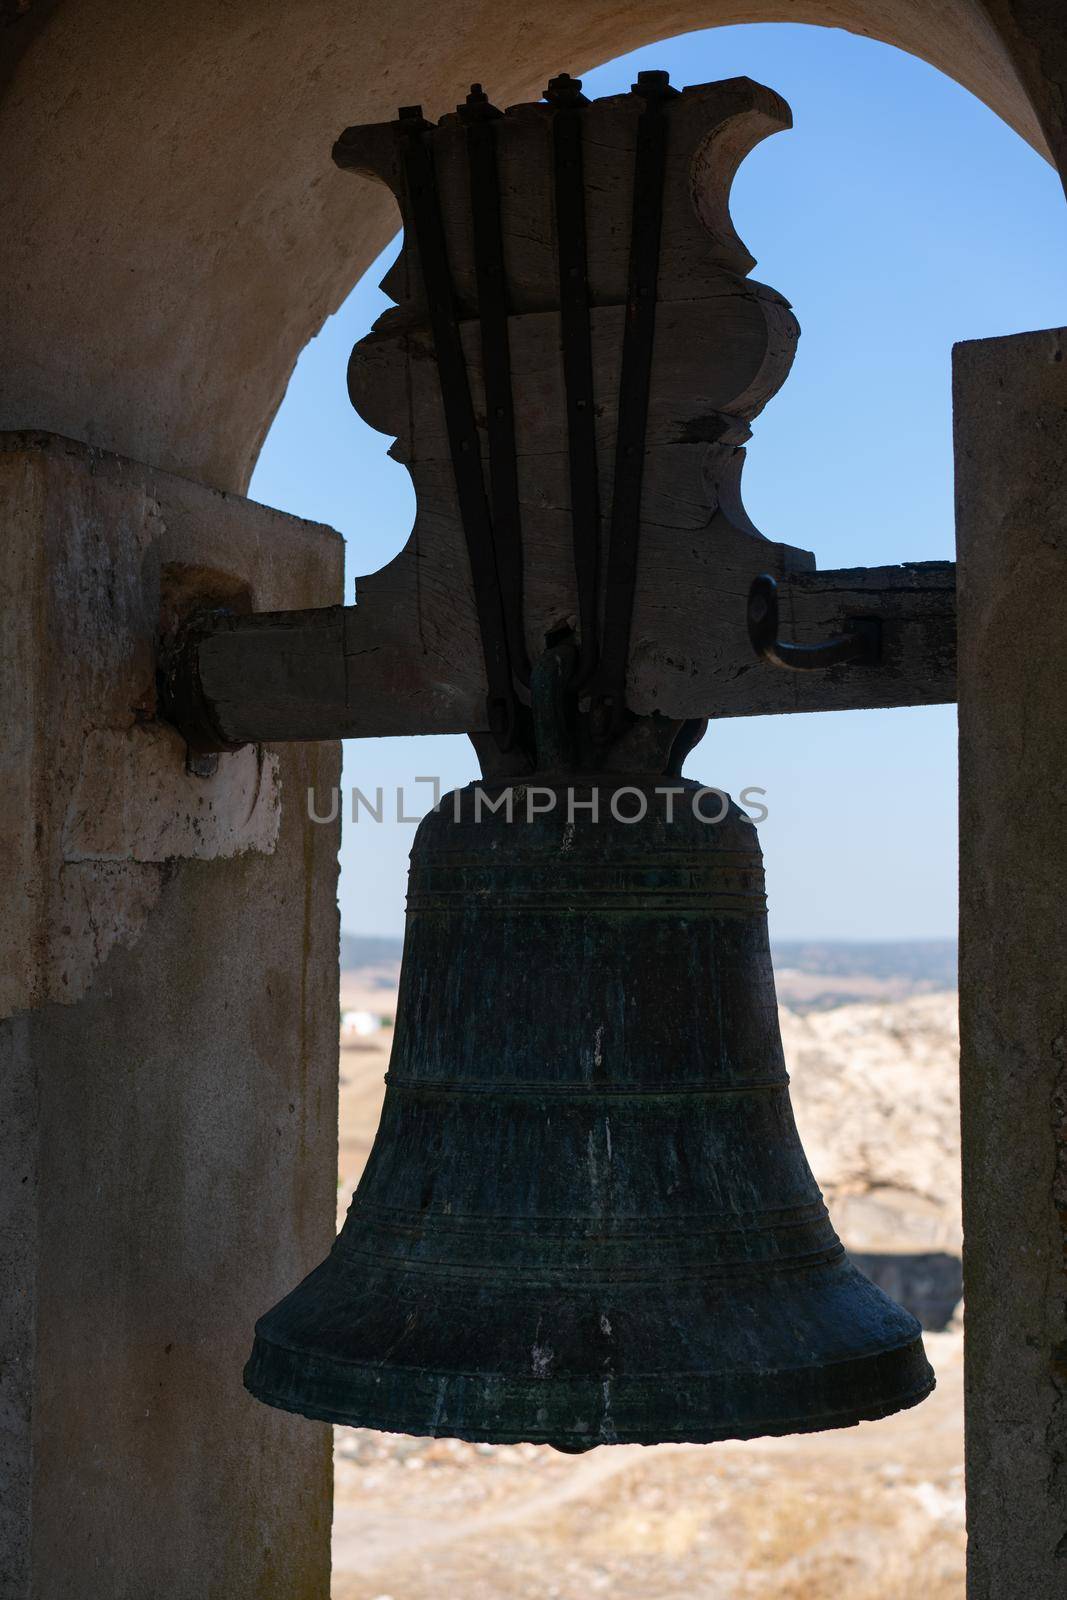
[245,773,934,1449]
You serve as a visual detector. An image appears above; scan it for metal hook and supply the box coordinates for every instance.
[747,574,881,671]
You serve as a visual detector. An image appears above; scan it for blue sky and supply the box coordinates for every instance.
[251,22,1066,941]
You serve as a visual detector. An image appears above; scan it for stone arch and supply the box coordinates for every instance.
[0,1,1062,494]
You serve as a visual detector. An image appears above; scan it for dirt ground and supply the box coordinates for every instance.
[331,1010,965,1600]
[330,1327,963,1600]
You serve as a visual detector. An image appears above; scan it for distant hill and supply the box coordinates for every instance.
[340,931,957,1007]
[340,933,404,970]
[771,939,956,986]
[770,940,956,1011]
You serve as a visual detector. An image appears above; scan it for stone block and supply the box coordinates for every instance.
[955,327,1067,1598]
[0,433,341,1599]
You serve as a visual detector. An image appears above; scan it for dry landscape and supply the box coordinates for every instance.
[333,962,963,1600]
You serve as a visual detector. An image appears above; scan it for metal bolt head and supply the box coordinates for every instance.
[544,72,586,107]
[631,68,677,100]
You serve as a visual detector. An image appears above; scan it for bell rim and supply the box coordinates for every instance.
[243,1329,936,1449]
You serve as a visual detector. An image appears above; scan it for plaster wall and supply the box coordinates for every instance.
[0,434,342,1599]
[955,328,1067,1597]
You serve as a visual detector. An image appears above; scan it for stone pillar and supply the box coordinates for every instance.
[954,328,1067,1597]
[0,433,340,1599]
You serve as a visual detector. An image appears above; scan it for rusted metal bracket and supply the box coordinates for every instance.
[747,573,881,671]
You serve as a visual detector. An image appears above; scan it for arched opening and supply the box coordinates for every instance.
[3,5,1064,1598]
[245,22,1064,1596]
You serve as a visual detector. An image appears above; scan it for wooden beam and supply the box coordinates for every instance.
[717,560,957,718]
[184,560,955,748]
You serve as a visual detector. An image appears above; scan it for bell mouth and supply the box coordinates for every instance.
[244,1335,935,1450]
[244,1249,935,1449]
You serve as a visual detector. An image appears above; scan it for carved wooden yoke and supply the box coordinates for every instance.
[163,72,955,769]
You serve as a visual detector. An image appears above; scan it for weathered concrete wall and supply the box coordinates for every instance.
[0,0,1061,496]
[0,434,342,1599]
[955,327,1067,1598]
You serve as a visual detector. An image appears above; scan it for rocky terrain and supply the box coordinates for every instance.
[332,967,963,1600]
[784,993,960,1253]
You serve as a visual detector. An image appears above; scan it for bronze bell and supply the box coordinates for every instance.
[245,772,934,1449]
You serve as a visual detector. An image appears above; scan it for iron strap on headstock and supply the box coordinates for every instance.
[401,72,684,758]
[544,72,601,696]
[397,101,524,752]
[459,86,530,693]
[588,70,678,742]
